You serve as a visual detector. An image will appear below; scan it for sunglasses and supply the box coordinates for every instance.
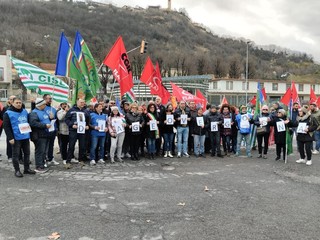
[109,102,115,105]
[262,109,268,111]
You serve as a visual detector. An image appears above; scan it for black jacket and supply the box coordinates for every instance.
[65,106,90,132]
[174,107,191,128]
[254,113,272,133]
[191,114,207,136]
[206,112,223,132]
[296,114,318,142]
[125,111,145,135]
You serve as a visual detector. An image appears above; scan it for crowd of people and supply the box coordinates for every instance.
[1,94,320,178]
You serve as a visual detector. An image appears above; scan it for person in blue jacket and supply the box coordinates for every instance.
[235,105,254,157]
[3,97,35,177]
[89,103,108,166]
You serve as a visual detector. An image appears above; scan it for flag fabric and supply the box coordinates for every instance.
[115,98,123,114]
[291,81,300,106]
[125,88,136,103]
[196,90,207,108]
[261,87,267,102]
[249,95,256,106]
[11,57,69,102]
[257,82,265,104]
[74,31,101,95]
[103,36,133,96]
[55,32,92,104]
[140,57,170,104]
[317,97,320,107]
[171,96,178,110]
[310,87,317,103]
[170,82,204,105]
[220,96,228,105]
[280,87,291,106]
[155,62,171,104]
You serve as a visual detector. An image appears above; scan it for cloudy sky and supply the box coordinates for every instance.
[96,0,320,61]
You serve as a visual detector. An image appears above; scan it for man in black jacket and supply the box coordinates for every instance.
[65,98,90,168]
[3,97,35,177]
[206,105,224,157]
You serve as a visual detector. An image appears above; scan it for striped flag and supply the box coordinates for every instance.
[11,57,69,102]
[125,88,136,103]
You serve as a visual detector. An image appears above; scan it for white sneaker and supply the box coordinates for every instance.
[183,152,190,158]
[71,159,79,163]
[8,158,12,163]
[63,160,67,165]
[48,159,60,165]
[164,151,168,158]
[98,159,105,164]
[306,160,312,166]
[312,150,319,154]
[44,163,48,168]
[125,153,131,158]
[168,152,174,158]
[296,159,306,164]
[177,152,181,158]
[90,160,96,166]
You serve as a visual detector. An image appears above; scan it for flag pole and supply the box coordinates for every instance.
[109,78,116,100]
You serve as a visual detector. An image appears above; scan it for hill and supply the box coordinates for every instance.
[0,0,319,80]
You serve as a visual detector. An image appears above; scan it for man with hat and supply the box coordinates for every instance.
[3,97,35,177]
[29,98,53,173]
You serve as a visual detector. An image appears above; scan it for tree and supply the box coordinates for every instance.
[213,57,226,78]
[228,56,241,78]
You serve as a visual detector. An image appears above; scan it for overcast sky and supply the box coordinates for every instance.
[95,0,320,61]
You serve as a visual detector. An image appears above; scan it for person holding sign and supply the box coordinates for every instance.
[220,104,234,155]
[108,106,126,163]
[3,97,35,177]
[29,98,53,173]
[206,105,223,157]
[254,105,272,159]
[160,103,175,158]
[65,99,90,168]
[144,103,159,160]
[295,106,318,166]
[270,109,294,161]
[125,103,145,161]
[235,105,254,157]
[191,107,207,158]
[174,100,191,158]
[89,103,108,166]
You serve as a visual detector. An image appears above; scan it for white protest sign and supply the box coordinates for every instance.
[114,120,124,134]
[166,114,174,125]
[276,121,286,132]
[180,114,188,125]
[211,122,218,132]
[48,119,56,132]
[97,120,106,132]
[297,122,307,134]
[77,121,86,134]
[240,115,250,128]
[149,120,158,131]
[18,123,32,134]
[259,117,268,127]
[196,117,204,127]
[132,122,140,132]
[224,118,231,129]
[76,112,85,123]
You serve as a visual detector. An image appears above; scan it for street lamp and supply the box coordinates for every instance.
[245,41,250,104]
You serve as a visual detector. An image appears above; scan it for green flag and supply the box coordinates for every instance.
[55,32,93,105]
[74,31,101,96]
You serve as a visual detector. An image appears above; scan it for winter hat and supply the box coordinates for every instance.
[35,98,46,108]
[111,106,119,111]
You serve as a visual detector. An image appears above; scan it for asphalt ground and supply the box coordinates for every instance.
[0,134,320,240]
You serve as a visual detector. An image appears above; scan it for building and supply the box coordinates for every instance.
[0,50,13,102]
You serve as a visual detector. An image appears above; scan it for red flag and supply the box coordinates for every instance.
[140,57,170,104]
[280,87,291,106]
[249,95,256,105]
[155,62,171,104]
[261,87,267,102]
[220,96,228,105]
[310,87,317,103]
[103,36,133,96]
[291,81,300,106]
[170,82,204,105]
[196,90,207,108]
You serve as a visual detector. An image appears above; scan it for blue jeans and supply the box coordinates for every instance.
[147,138,156,154]
[177,126,189,154]
[193,135,206,155]
[314,130,320,151]
[236,131,251,156]
[90,135,106,160]
[163,133,174,152]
